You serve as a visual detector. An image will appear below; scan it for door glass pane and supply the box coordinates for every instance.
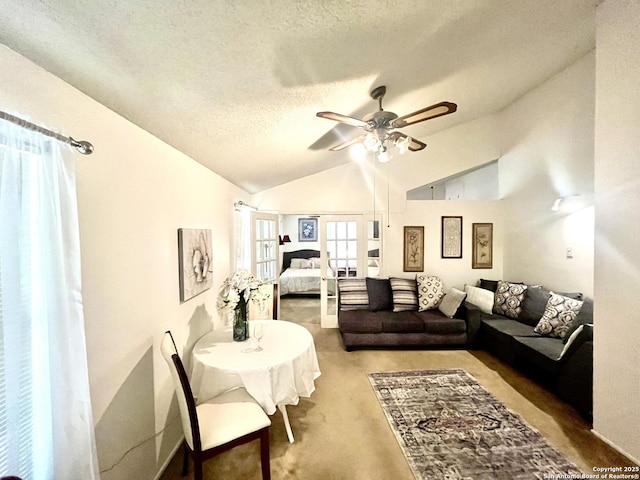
[347,221,356,238]
[327,222,336,240]
[337,221,346,239]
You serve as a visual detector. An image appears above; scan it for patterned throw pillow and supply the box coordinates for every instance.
[534,292,584,339]
[338,278,369,311]
[390,277,419,312]
[416,274,444,311]
[493,280,528,319]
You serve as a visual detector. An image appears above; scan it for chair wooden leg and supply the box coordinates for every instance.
[181,443,189,477]
[260,428,271,480]
[193,455,203,480]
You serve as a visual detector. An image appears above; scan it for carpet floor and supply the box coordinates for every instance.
[160,298,635,479]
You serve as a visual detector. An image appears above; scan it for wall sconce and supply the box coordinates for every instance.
[279,235,291,246]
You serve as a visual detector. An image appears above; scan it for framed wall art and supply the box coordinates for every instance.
[403,226,424,272]
[472,223,493,269]
[298,217,318,242]
[178,228,213,302]
[441,216,462,259]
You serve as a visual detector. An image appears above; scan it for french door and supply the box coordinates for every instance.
[251,212,279,284]
[320,215,365,328]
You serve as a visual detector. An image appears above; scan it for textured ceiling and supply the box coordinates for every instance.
[0,0,595,193]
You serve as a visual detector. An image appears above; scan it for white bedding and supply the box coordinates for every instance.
[279,268,336,296]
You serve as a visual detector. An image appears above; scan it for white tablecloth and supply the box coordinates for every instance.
[190,320,321,415]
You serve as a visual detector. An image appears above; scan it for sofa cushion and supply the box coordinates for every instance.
[390,277,418,312]
[511,336,564,376]
[420,314,467,335]
[519,286,551,326]
[338,310,383,334]
[338,278,369,311]
[481,317,538,340]
[464,285,494,314]
[534,292,584,339]
[493,281,528,319]
[479,279,499,292]
[438,288,467,318]
[564,297,593,343]
[377,311,424,333]
[366,277,393,312]
[416,274,444,311]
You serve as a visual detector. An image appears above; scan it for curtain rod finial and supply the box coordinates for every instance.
[69,137,94,155]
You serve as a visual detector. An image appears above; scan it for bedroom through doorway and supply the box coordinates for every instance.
[278,214,375,327]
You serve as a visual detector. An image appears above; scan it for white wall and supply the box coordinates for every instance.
[593,0,640,463]
[499,52,595,297]
[0,45,249,479]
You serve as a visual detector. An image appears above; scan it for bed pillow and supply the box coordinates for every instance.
[290,258,312,269]
[309,257,321,269]
[464,285,494,314]
[438,288,467,318]
[390,277,419,312]
[534,292,584,339]
[366,278,393,312]
[416,274,444,311]
[338,278,369,311]
[493,280,527,319]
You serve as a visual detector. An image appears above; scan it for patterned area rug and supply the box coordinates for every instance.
[368,369,583,480]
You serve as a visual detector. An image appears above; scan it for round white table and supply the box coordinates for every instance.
[190,320,321,443]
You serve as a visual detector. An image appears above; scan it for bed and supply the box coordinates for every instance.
[279,249,337,296]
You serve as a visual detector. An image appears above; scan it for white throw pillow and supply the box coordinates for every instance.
[464,285,494,314]
[557,324,589,360]
[438,288,467,318]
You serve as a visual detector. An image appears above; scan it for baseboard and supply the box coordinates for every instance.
[591,429,640,466]
[153,438,184,480]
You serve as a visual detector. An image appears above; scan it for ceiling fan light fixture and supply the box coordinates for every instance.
[377,147,391,163]
[364,132,381,152]
[349,143,367,161]
[396,135,411,154]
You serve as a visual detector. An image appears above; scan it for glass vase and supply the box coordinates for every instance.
[233,295,249,342]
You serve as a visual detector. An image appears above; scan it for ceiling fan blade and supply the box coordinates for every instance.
[392,101,457,128]
[317,111,369,128]
[329,134,366,151]
[390,132,427,151]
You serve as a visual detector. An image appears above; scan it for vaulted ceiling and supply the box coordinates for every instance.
[0,1,595,193]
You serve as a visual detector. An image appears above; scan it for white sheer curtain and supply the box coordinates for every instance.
[234,204,252,271]
[0,118,99,479]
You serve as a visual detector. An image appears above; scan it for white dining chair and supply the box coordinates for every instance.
[161,331,271,480]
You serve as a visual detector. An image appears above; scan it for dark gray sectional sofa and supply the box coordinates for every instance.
[465,279,594,421]
[336,275,594,421]
[337,277,476,351]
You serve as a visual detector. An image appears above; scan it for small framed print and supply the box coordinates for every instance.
[441,216,462,259]
[298,217,318,242]
[403,226,424,272]
[472,223,493,269]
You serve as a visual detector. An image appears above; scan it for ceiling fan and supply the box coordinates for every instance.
[316,86,457,162]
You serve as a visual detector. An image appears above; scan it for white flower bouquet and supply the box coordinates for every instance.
[216,269,263,317]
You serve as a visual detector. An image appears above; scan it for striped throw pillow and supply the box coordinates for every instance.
[390,277,418,312]
[338,278,369,311]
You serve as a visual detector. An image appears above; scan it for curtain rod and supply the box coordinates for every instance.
[0,111,94,155]
[234,200,258,210]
